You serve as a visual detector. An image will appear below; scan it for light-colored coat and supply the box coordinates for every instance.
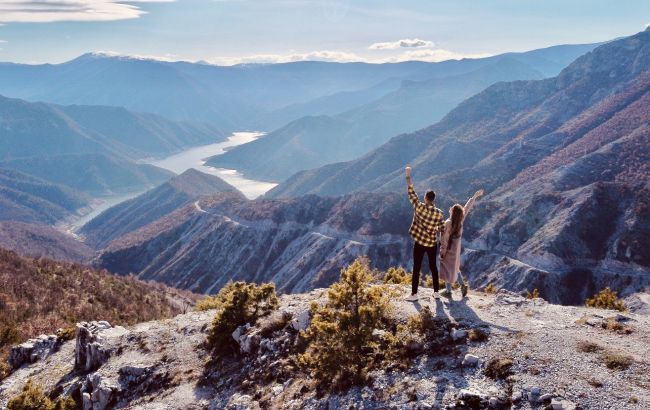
[439,195,476,283]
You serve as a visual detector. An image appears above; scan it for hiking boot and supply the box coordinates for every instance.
[433,292,440,300]
[461,284,469,298]
[405,293,419,302]
[440,289,452,297]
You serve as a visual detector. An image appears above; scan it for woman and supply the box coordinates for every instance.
[440,189,484,298]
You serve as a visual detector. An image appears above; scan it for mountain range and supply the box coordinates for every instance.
[87,29,650,305]
[0,44,597,133]
[206,55,585,182]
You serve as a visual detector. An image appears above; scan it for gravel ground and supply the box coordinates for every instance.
[1,286,648,409]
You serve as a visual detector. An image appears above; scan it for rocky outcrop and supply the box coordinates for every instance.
[8,334,59,369]
[75,321,128,372]
[81,374,118,410]
[1,287,648,409]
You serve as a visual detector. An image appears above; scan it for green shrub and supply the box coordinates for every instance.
[383,267,411,285]
[484,283,498,294]
[299,258,392,387]
[585,288,626,312]
[526,289,540,299]
[206,281,279,353]
[0,324,21,349]
[7,379,75,410]
[55,327,76,342]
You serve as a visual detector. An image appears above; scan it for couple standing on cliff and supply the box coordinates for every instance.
[404,165,483,301]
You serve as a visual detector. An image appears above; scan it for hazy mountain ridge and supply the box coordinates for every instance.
[80,169,244,248]
[0,94,224,161]
[0,43,597,133]
[0,168,90,224]
[206,54,587,182]
[0,153,174,196]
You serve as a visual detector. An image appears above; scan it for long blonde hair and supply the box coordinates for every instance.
[447,204,464,251]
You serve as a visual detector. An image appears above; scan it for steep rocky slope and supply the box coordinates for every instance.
[94,192,413,294]
[264,29,650,300]
[80,169,244,248]
[1,287,648,409]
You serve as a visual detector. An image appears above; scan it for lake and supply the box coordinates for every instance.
[148,131,277,199]
[64,131,276,233]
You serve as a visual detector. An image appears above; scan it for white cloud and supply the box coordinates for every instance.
[0,0,175,24]
[369,38,434,50]
[209,50,364,65]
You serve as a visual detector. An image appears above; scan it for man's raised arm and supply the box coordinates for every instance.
[405,166,419,207]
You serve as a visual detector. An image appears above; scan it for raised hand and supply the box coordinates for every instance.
[405,166,412,178]
[474,189,484,198]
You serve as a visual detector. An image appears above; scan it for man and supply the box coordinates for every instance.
[405,165,445,301]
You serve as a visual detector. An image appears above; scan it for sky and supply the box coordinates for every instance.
[0,0,648,65]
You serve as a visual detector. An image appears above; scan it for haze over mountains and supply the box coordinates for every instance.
[0,31,647,308]
[73,29,649,306]
[207,46,599,182]
[0,44,596,133]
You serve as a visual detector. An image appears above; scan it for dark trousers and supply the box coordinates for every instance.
[412,242,439,294]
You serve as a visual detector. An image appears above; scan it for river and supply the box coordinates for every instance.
[148,131,277,199]
[64,131,275,233]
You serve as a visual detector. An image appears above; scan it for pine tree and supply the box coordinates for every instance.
[206,281,279,353]
[299,258,392,387]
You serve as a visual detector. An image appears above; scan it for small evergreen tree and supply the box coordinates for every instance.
[383,267,411,285]
[206,281,279,353]
[585,287,626,312]
[299,258,392,387]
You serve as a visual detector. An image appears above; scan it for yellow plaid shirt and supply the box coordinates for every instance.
[407,184,444,247]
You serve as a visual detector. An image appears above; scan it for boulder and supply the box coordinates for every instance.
[9,334,58,369]
[75,321,127,372]
[462,354,479,367]
[451,329,468,341]
[290,310,310,331]
[82,374,118,410]
[551,398,577,410]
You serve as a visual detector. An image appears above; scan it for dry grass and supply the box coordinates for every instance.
[585,287,626,312]
[467,328,489,342]
[485,358,513,379]
[484,283,498,294]
[602,352,634,370]
[602,317,633,334]
[526,288,540,299]
[577,340,604,353]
